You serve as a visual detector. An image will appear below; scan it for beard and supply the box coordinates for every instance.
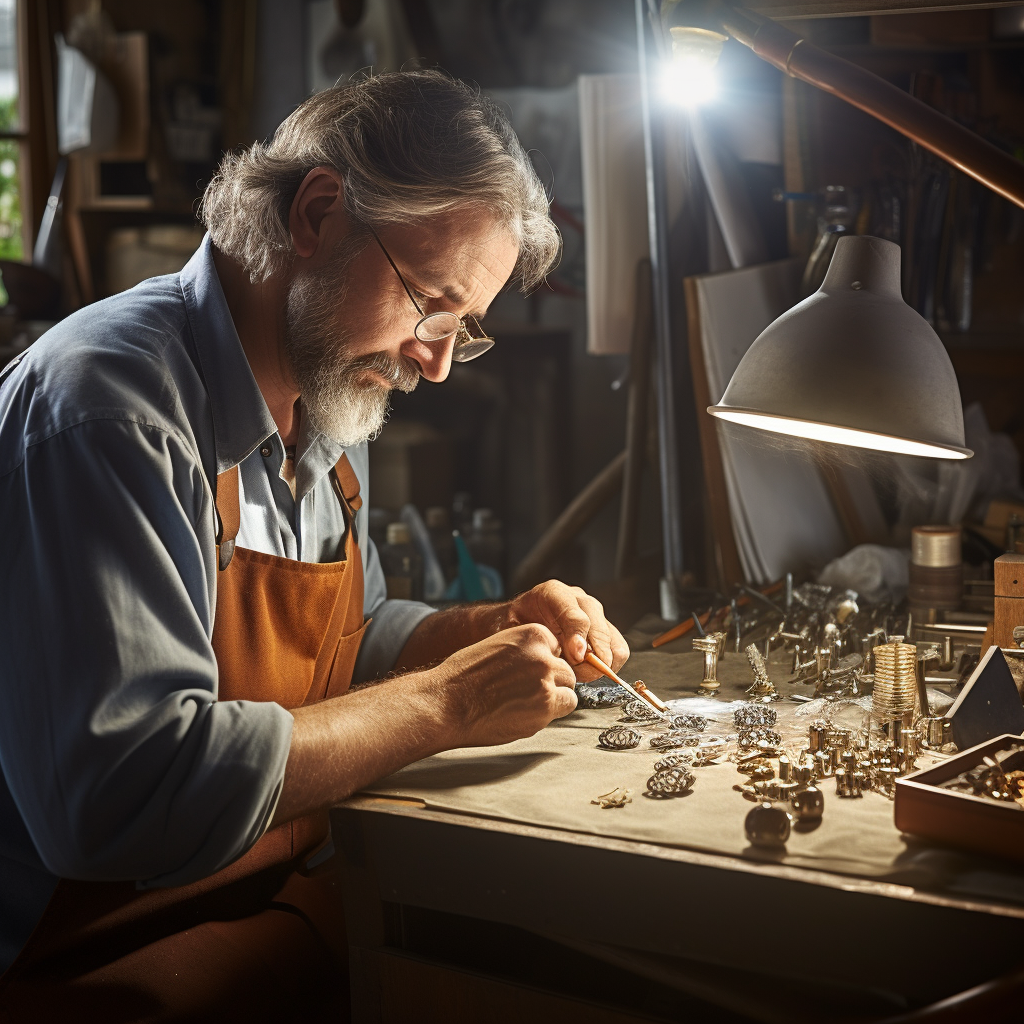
[283,232,420,446]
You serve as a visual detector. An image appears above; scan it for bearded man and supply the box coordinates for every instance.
[0,71,628,1020]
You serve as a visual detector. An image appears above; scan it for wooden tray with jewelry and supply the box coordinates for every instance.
[895,734,1024,863]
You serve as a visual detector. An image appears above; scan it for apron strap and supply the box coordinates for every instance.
[216,453,360,571]
[330,452,362,554]
[332,453,362,512]
[214,465,240,571]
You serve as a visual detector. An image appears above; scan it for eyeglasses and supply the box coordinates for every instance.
[368,226,495,363]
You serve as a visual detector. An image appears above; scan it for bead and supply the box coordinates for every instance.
[790,786,825,821]
[744,802,791,847]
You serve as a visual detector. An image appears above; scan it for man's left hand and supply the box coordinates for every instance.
[505,580,629,682]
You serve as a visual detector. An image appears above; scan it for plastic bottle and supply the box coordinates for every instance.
[379,522,424,602]
[425,506,457,585]
[467,508,504,575]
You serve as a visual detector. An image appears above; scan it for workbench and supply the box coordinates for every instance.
[332,633,1024,1023]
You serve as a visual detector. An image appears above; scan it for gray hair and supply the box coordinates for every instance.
[200,70,559,290]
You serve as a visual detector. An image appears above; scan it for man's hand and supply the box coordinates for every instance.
[433,623,579,747]
[504,580,629,683]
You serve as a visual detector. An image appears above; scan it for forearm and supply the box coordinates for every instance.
[391,600,512,673]
[269,669,451,828]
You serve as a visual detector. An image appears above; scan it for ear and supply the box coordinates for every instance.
[288,166,346,259]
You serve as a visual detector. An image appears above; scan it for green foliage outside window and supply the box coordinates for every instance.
[0,95,22,264]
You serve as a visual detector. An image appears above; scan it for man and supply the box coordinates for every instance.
[0,71,628,1019]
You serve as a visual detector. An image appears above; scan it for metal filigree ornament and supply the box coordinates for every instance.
[576,683,628,709]
[734,704,777,730]
[738,728,782,751]
[650,730,700,750]
[645,766,696,797]
[598,726,643,750]
[621,698,661,722]
[670,714,708,732]
[654,752,696,771]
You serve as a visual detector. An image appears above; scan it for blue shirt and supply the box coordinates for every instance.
[0,237,434,972]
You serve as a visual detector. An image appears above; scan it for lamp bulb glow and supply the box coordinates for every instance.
[660,58,719,107]
[661,26,726,108]
[708,409,972,460]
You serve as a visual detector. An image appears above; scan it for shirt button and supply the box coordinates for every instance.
[261,446,272,457]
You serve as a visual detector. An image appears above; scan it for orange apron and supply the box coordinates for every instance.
[0,453,368,1023]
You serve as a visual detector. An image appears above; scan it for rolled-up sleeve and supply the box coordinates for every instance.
[0,417,293,888]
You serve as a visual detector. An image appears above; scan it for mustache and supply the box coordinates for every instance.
[348,350,420,393]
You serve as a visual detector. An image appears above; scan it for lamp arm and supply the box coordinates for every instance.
[701,1,1024,210]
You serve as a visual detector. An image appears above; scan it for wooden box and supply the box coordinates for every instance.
[895,734,1024,863]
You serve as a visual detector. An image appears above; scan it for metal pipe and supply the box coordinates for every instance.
[712,2,1024,210]
[637,0,686,620]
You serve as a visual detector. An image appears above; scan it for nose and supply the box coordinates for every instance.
[404,334,455,383]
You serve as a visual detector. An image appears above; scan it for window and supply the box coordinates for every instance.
[0,0,23,263]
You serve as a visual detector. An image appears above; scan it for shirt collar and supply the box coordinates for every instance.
[179,235,281,475]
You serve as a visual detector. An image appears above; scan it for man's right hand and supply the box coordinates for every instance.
[428,623,578,748]
[271,623,578,828]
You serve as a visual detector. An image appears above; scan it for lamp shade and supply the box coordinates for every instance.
[707,235,972,460]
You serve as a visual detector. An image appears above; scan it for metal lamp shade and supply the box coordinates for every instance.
[708,235,972,460]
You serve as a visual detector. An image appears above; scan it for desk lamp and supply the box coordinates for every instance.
[708,234,973,460]
[659,1,1010,461]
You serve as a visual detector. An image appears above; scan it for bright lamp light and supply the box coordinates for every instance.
[661,25,726,108]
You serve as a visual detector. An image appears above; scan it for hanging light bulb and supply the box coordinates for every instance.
[660,25,726,107]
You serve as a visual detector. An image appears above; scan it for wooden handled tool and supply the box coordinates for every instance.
[583,648,671,721]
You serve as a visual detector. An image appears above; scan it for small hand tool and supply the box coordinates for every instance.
[583,648,672,721]
[652,579,786,649]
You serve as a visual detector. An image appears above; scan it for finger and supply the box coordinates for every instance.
[572,658,604,684]
[574,591,614,666]
[518,621,561,658]
[550,683,579,719]
[608,627,631,673]
[548,591,591,665]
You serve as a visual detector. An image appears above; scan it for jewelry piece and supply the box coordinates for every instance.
[834,767,862,798]
[738,728,782,751]
[645,766,695,797]
[745,644,780,701]
[576,683,628,709]
[750,763,776,783]
[598,726,643,750]
[917,716,947,750]
[694,737,728,763]
[591,787,632,808]
[693,632,726,695]
[670,713,708,732]
[654,752,696,772]
[790,786,824,821]
[650,730,700,750]
[621,698,661,722]
[737,756,772,776]
[744,801,791,847]
[733,783,762,802]
[734,705,778,729]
